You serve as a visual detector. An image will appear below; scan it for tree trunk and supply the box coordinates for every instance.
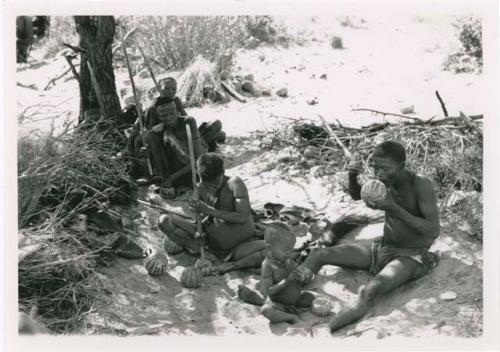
[74,16,121,123]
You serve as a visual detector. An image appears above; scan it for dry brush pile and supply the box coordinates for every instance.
[18,118,131,333]
[258,114,483,241]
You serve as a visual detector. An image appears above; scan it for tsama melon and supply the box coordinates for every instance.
[144,252,169,276]
[360,179,387,205]
[311,297,333,317]
[180,266,203,288]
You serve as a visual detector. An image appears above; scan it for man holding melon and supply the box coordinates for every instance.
[294,141,440,333]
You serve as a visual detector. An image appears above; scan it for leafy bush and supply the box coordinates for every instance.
[444,16,482,73]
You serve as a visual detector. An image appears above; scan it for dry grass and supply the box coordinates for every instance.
[18,117,129,228]
[176,55,223,107]
[18,116,131,333]
[18,226,103,333]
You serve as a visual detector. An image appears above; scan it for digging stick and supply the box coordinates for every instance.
[317,114,353,159]
[86,60,106,119]
[122,41,154,176]
[135,40,161,95]
[137,199,191,219]
[186,124,205,260]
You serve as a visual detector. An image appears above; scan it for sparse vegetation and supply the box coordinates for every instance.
[444,16,482,73]
[113,16,292,72]
[35,16,79,59]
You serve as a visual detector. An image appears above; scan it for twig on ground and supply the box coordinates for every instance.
[351,108,422,121]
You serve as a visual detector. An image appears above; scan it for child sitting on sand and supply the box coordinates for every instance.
[259,222,316,324]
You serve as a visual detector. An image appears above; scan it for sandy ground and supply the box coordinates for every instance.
[80,136,482,338]
[16,15,483,338]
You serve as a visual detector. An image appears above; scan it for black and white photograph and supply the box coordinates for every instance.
[4,0,500,349]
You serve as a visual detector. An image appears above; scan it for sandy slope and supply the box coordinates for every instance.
[17,15,483,338]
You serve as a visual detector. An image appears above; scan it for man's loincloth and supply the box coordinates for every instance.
[369,239,439,278]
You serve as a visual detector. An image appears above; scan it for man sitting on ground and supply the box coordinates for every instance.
[120,77,226,177]
[158,153,267,272]
[144,100,203,198]
[295,141,440,333]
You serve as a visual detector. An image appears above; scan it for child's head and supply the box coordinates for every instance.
[264,221,296,261]
[197,153,225,192]
[371,141,406,186]
[157,101,178,127]
[159,77,177,100]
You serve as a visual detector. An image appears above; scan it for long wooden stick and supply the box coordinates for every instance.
[186,124,204,259]
[317,114,353,159]
[86,60,106,119]
[137,199,191,219]
[122,41,154,176]
[135,39,161,94]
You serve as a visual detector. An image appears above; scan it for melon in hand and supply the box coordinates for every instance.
[360,179,387,206]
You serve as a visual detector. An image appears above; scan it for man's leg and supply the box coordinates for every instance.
[300,242,373,275]
[158,214,201,253]
[261,302,301,324]
[329,257,422,333]
[212,240,267,274]
[145,131,170,181]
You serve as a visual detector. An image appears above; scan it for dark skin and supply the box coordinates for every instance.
[260,241,315,324]
[296,150,440,333]
[158,166,266,273]
[151,103,200,189]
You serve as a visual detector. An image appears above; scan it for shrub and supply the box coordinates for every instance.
[115,16,248,70]
[444,16,482,73]
[331,36,344,49]
[244,16,278,43]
